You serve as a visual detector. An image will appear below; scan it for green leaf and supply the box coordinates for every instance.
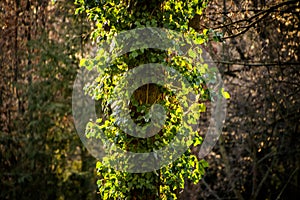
[79,58,87,67]
[195,37,205,44]
[131,51,138,58]
[221,88,231,99]
[193,137,202,146]
[188,49,196,58]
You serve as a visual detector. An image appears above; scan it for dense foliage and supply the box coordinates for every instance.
[74,0,223,199]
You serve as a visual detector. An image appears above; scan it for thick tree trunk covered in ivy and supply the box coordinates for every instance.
[77,0,211,199]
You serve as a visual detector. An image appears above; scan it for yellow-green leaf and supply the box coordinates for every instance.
[221,88,231,99]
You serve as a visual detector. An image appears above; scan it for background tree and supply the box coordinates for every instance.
[0,0,96,199]
[181,0,300,199]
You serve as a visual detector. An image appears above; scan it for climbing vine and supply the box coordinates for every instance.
[75,0,226,199]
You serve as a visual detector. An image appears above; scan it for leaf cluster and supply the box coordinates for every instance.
[74,0,222,199]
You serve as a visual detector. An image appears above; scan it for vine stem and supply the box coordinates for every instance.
[146,83,149,104]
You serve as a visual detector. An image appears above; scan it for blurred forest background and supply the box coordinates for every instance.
[0,0,299,199]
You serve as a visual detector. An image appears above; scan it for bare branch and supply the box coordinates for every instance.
[275,168,299,200]
[211,61,300,67]
[202,179,222,200]
[211,0,299,39]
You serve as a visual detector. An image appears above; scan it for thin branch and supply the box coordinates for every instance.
[211,0,299,38]
[205,9,300,15]
[202,179,222,200]
[218,135,245,200]
[223,11,269,39]
[257,151,276,164]
[218,0,298,29]
[275,167,299,200]
[253,157,276,199]
[211,61,300,67]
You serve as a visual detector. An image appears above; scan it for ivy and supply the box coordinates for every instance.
[74,0,218,199]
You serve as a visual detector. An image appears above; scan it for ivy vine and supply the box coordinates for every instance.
[75,0,227,199]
